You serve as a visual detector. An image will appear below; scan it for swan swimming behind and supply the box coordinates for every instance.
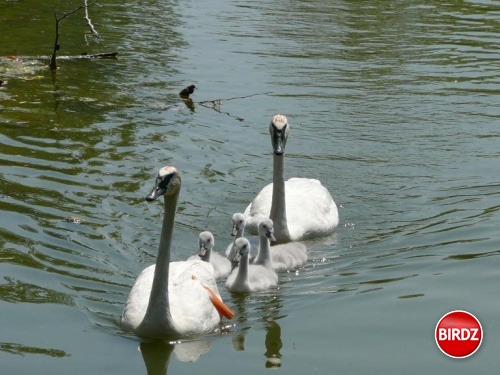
[226,237,278,293]
[189,231,231,279]
[254,218,307,270]
[244,114,339,243]
[121,166,233,338]
[225,213,259,262]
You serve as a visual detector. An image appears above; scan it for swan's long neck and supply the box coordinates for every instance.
[270,154,291,243]
[235,254,249,287]
[237,226,245,238]
[255,235,272,269]
[229,226,245,260]
[143,192,178,330]
[202,248,211,262]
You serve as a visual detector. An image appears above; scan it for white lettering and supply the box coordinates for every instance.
[460,328,470,340]
[438,327,481,341]
[470,328,480,341]
[439,328,447,340]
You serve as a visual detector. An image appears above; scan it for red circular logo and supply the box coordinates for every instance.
[435,310,483,358]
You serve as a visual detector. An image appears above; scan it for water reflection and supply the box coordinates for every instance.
[229,293,285,368]
[264,321,283,368]
[180,97,195,112]
[139,339,211,375]
[230,295,251,351]
[0,342,69,358]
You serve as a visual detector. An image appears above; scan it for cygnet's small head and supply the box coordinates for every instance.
[259,219,276,243]
[269,114,289,156]
[234,237,251,261]
[198,231,214,259]
[231,213,246,236]
[145,166,181,202]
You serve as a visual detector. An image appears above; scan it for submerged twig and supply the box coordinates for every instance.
[174,86,273,120]
[196,91,273,120]
[197,91,274,105]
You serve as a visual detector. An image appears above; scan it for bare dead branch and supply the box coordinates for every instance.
[84,0,99,36]
[49,0,99,70]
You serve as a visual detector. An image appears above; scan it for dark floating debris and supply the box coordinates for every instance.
[80,52,118,59]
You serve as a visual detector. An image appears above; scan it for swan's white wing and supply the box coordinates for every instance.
[271,242,307,269]
[168,260,221,335]
[210,252,232,279]
[247,265,278,290]
[122,264,155,331]
[284,178,338,240]
[245,178,338,241]
[244,182,273,234]
[226,264,278,293]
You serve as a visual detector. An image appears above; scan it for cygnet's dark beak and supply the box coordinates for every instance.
[266,231,277,244]
[198,245,207,258]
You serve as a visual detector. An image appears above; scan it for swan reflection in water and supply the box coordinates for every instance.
[139,339,211,375]
[138,292,286,373]
[229,293,285,368]
[264,321,282,368]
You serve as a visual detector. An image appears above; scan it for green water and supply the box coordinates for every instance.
[1,0,499,373]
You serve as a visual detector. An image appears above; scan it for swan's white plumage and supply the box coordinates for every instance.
[122,260,220,336]
[189,231,231,279]
[226,238,278,293]
[121,166,230,338]
[244,178,338,241]
[244,115,339,242]
[254,218,307,270]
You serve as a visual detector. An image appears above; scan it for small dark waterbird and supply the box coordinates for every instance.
[179,84,196,98]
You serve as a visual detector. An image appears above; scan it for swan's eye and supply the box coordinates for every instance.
[158,173,173,189]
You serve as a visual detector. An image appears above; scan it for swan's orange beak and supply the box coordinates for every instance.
[203,285,235,320]
[191,275,234,320]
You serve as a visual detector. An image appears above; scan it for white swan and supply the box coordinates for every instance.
[254,218,307,270]
[226,237,278,293]
[244,114,339,243]
[225,213,260,262]
[189,231,231,279]
[121,166,233,338]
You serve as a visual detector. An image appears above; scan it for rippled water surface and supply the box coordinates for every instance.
[1,0,499,373]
